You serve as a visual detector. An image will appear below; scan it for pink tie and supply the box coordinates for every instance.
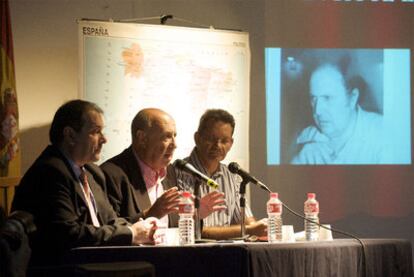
[80,168,100,227]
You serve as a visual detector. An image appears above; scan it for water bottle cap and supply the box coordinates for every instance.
[307,193,316,199]
[270,192,278,198]
[182,191,192,198]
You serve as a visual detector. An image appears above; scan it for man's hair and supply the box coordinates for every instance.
[311,61,365,96]
[347,75,367,94]
[131,109,154,139]
[197,109,235,135]
[49,100,103,145]
[311,54,365,95]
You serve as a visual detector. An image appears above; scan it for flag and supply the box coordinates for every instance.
[0,0,20,177]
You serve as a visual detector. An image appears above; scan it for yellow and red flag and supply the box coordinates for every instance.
[0,0,20,178]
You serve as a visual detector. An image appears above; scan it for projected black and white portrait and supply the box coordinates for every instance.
[265,48,411,165]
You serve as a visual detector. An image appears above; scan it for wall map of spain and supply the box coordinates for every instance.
[79,21,250,167]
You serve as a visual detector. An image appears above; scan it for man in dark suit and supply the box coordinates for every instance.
[12,100,156,266]
[101,108,225,227]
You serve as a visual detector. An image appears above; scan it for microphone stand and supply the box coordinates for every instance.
[194,179,202,241]
[239,178,249,238]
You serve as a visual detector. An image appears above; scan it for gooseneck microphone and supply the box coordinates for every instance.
[174,159,219,189]
[228,162,271,192]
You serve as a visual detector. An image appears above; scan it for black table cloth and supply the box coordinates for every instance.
[65,239,413,277]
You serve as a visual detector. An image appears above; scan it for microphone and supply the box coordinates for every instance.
[228,162,271,192]
[174,159,219,190]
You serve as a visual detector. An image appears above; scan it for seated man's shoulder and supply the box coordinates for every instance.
[162,164,178,189]
[100,150,130,175]
[85,163,105,184]
[100,151,138,191]
[101,158,123,173]
[30,155,71,180]
[100,161,132,190]
[24,145,71,176]
[165,163,176,179]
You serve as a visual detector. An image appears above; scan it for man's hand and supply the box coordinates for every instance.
[292,142,334,164]
[198,191,226,219]
[131,218,158,245]
[145,187,181,219]
[246,218,267,237]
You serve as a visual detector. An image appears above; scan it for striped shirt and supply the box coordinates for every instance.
[173,148,253,227]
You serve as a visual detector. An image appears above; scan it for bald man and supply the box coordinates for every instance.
[101,108,225,227]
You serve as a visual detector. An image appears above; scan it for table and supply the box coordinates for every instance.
[66,239,413,277]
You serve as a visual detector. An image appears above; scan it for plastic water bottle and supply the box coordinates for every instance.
[267,192,283,243]
[178,191,195,245]
[304,193,319,241]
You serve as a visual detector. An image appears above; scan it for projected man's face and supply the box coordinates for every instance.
[309,65,357,139]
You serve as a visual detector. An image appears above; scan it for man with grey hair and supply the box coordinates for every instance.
[101,108,225,228]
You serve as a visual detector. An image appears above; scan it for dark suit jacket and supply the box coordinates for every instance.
[11,145,132,266]
[100,147,178,226]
